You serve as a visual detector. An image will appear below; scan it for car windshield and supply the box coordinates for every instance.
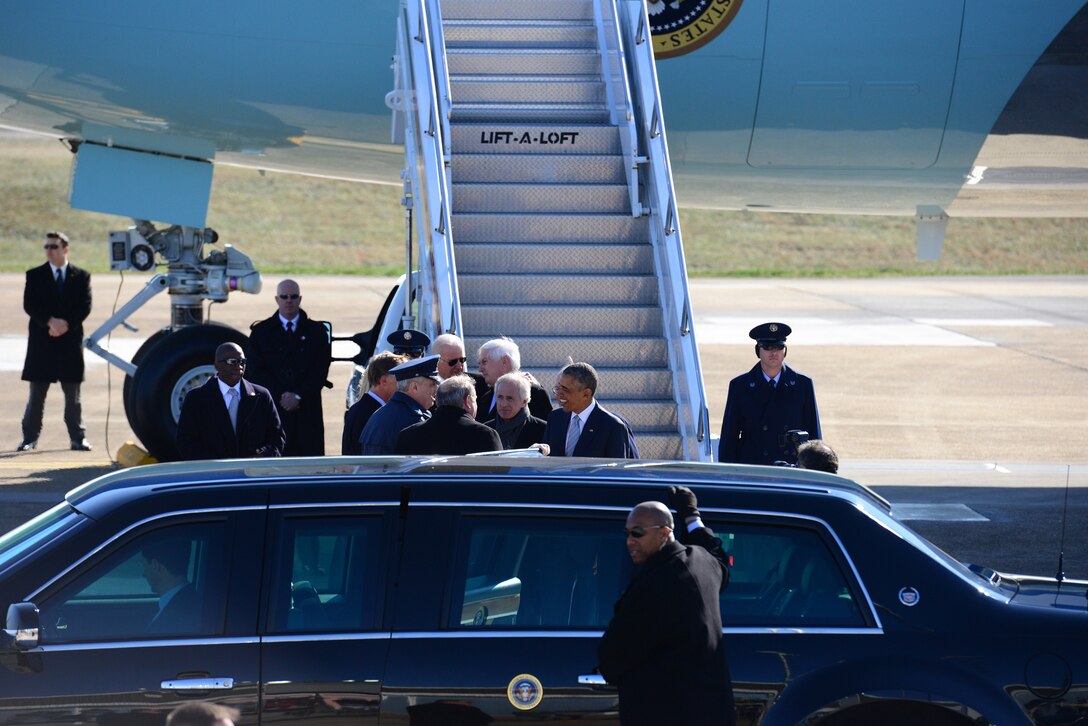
[0,502,81,573]
[858,498,1007,597]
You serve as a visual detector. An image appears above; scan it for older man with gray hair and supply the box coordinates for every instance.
[395,374,502,455]
[476,337,552,421]
[485,372,547,449]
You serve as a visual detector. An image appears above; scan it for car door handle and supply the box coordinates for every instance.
[161,677,235,690]
[578,674,609,686]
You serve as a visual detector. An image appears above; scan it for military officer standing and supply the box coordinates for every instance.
[718,322,821,466]
[357,354,441,455]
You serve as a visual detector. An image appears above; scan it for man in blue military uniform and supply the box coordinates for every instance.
[718,322,820,466]
[357,354,441,455]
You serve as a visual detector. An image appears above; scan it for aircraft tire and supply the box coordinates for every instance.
[122,327,172,432]
[128,323,249,461]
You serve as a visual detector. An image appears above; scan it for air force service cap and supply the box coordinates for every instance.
[749,322,791,346]
[387,328,431,357]
[390,354,442,382]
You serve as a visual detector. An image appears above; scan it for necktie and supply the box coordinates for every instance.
[285,321,294,335]
[55,268,64,293]
[768,377,776,388]
[227,388,240,431]
[565,414,582,457]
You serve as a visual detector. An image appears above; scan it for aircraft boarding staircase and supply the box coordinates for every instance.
[392,0,712,460]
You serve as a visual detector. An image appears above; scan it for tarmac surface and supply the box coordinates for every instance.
[0,273,1084,579]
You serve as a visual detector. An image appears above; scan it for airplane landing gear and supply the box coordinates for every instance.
[85,221,262,461]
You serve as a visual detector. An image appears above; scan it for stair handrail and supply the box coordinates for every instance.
[424,0,454,167]
[615,0,713,461]
[393,0,462,340]
[593,0,643,217]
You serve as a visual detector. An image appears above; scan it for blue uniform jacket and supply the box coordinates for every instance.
[358,390,430,456]
[718,363,820,466]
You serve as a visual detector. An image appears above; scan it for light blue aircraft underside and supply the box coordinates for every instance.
[0,0,1085,218]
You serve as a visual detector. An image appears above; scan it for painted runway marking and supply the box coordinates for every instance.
[695,317,997,347]
[914,318,1052,328]
[893,504,989,522]
[0,335,144,372]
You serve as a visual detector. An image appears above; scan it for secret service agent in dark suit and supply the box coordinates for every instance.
[598,487,735,726]
[358,355,441,455]
[175,343,285,460]
[247,280,332,456]
[19,232,93,452]
[395,375,502,455]
[543,362,638,458]
[718,322,821,466]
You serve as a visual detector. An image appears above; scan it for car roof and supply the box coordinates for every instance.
[65,456,891,515]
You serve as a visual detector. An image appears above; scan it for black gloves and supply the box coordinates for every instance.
[668,485,701,523]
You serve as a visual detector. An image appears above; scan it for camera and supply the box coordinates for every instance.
[783,429,809,446]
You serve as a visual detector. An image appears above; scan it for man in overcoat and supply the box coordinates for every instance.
[341,351,406,455]
[598,487,735,725]
[485,372,547,449]
[19,231,93,452]
[357,354,441,455]
[175,342,285,460]
[718,322,821,466]
[247,279,331,456]
[394,374,502,455]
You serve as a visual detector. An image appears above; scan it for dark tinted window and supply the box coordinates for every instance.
[37,520,229,643]
[267,515,386,634]
[711,521,865,627]
[450,517,631,629]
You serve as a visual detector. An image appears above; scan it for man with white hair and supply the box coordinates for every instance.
[431,332,487,400]
[475,337,552,421]
[485,372,547,449]
[394,374,502,455]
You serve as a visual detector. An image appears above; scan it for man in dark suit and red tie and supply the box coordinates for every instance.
[18,231,93,452]
[543,362,638,459]
[175,342,285,460]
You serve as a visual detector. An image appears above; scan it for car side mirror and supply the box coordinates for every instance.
[4,602,40,651]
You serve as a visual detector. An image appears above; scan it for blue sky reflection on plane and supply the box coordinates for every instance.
[0,0,1084,218]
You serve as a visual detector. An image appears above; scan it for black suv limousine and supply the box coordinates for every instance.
[1,456,1085,725]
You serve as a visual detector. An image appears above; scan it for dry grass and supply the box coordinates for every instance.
[1,136,1085,276]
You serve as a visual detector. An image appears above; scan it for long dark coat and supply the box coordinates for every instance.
[718,362,821,465]
[598,526,735,725]
[394,405,502,456]
[485,411,547,449]
[175,377,285,460]
[247,310,331,456]
[342,392,383,455]
[22,262,92,382]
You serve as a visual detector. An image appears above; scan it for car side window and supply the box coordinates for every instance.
[266,515,386,634]
[710,521,866,627]
[450,516,631,629]
[37,520,229,643]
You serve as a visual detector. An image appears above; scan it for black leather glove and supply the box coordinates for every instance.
[668,485,701,523]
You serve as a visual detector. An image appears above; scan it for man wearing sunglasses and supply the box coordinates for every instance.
[718,322,821,466]
[599,486,735,725]
[18,231,93,452]
[176,342,285,460]
[247,279,332,456]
